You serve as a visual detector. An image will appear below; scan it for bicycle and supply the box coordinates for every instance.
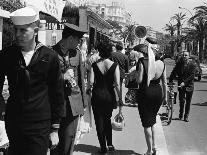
[162,83,178,125]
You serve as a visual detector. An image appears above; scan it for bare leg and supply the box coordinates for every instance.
[151,123,158,151]
[144,127,153,154]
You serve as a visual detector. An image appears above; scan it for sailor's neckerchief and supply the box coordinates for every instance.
[16,42,44,102]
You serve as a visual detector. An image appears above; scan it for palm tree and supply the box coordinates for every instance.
[106,20,136,46]
[121,24,136,46]
[164,20,177,57]
[187,5,207,61]
[165,23,176,37]
[172,12,186,36]
[172,12,186,53]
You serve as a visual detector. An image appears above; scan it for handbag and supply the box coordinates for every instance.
[111,106,125,131]
[125,89,137,104]
[125,67,139,89]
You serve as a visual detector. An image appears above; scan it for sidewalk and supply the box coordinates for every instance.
[73,106,169,155]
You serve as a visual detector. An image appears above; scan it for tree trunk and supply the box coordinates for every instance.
[204,36,207,61]
[176,24,181,53]
[199,37,203,62]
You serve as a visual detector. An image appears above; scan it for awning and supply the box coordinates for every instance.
[0,9,10,18]
[26,0,66,22]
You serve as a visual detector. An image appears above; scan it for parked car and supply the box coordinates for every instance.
[190,55,202,81]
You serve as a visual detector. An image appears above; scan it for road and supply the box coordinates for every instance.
[163,59,207,155]
[73,58,207,155]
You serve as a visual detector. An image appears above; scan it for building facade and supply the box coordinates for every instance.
[86,0,132,26]
[0,8,10,50]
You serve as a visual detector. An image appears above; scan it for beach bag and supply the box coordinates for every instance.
[125,66,139,89]
[125,89,137,104]
[111,107,125,131]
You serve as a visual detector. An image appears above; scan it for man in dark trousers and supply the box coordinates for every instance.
[169,51,196,122]
[110,41,129,103]
[51,23,87,155]
[0,7,65,155]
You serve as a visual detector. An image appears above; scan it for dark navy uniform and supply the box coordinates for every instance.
[0,43,65,155]
[51,43,87,155]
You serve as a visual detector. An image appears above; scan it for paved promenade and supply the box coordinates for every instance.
[73,105,169,155]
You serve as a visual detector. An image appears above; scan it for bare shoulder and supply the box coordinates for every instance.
[104,58,113,64]
[155,60,164,69]
[154,60,165,78]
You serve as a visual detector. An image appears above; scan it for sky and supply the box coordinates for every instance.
[90,0,207,33]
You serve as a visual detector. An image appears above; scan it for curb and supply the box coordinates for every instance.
[156,115,170,155]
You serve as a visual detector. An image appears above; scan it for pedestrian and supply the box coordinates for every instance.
[0,7,65,155]
[112,43,116,53]
[169,51,196,122]
[51,23,88,155]
[110,41,129,103]
[133,43,167,155]
[87,41,122,154]
[124,50,142,106]
[125,45,131,57]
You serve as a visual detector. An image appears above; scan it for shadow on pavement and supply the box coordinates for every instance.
[202,75,207,79]
[172,117,181,121]
[195,89,207,92]
[74,144,141,155]
[192,102,207,106]
[195,80,207,83]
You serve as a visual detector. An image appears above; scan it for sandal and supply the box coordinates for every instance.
[144,151,153,155]
[152,148,158,155]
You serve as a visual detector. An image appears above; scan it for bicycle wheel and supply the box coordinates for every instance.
[166,98,173,125]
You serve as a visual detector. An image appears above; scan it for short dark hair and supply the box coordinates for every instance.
[62,27,83,39]
[97,42,112,59]
[116,42,123,51]
[145,37,157,44]
[133,44,148,56]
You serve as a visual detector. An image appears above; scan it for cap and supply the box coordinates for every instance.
[64,23,88,34]
[10,7,39,25]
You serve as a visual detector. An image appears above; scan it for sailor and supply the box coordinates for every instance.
[0,7,65,155]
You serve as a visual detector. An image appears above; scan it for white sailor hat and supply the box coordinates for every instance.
[10,7,39,25]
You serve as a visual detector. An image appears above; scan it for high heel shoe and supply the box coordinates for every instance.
[152,148,158,155]
[144,152,153,155]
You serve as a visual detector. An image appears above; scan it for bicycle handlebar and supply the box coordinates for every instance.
[167,82,175,85]
[167,83,181,88]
